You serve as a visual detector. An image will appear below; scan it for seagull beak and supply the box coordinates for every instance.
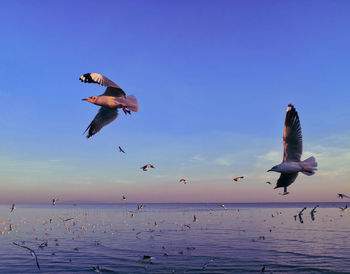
[81,98,89,101]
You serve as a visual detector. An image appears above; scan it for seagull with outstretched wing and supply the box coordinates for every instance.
[10,203,16,213]
[338,193,350,199]
[79,73,139,138]
[141,164,154,171]
[13,242,40,270]
[179,178,188,184]
[268,104,317,195]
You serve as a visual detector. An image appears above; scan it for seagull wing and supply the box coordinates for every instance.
[13,242,40,270]
[276,173,299,188]
[102,86,126,98]
[79,73,120,88]
[283,104,303,162]
[84,107,119,138]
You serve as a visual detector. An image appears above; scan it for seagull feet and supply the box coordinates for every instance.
[122,106,131,115]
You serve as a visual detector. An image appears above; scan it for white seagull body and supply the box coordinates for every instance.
[268,104,317,195]
[79,73,139,138]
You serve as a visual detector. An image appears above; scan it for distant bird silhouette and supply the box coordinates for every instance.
[337,193,350,199]
[79,73,139,138]
[141,255,154,263]
[233,176,244,182]
[122,195,127,201]
[193,215,198,222]
[58,217,74,222]
[268,104,317,195]
[10,204,15,213]
[339,205,348,212]
[310,205,319,221]
[220,204,227,210]
[179,178,188,184]
[118,146,126,153]
[137,204,144,210]
[141,164,154,171]
[297,207,306,224]
[52,198,58,206]
[266,181,271,184]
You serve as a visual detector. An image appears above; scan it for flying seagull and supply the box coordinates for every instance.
[58,217,74,222]
[310,205,319,221]
[337,193,350,199]
[79,73,139,138]
[233,176,244,182]
[220,204,227,210]
[297,207,306,224]
[141,164,154,171]
[13,242,40,270]
[118,146,126,153]
[179,178,188,184]
[10,203,15,213]
[339,205,348,212]
[268,104,317,195]
[266,181,271,184]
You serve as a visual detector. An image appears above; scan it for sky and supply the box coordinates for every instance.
[0,0,349,203]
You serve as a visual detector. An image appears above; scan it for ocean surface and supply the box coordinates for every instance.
[0,203,349,273]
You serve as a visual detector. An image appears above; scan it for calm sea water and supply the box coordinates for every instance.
[0,203,349,273]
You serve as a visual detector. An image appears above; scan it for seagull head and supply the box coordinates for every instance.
[82,96,97,104]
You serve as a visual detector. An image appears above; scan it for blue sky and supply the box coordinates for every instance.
[0,0,349,203]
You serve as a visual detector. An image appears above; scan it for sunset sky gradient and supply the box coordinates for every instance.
[0,0,349,203]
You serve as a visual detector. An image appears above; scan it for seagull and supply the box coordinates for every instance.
[220,204,227,210]
[141,164,154,171]
[13,242,40,270]
[179,178,188,184]
[79,73,139,138]
[58,217,74,222]
[52,198,58,206]
[310,205,319,221]
[92,265,102,273]
[339,205,348,212]
[118,146,126,153]
[266,181,271,184]
[233,176,244,182]
[202,259,214,270]
[141,255,155,264]
[10,203,15,213]
[297,207,306,224]
[122,195,126,201]
[193,215,198,222]
[137,204,144,210]
[268,104,318,195]
[337,193,350,199]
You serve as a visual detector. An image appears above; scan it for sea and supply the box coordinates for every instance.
[0,203,349,273]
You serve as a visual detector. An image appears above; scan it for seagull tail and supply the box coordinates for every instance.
[124,95,139,112]
[300,156,317,176]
